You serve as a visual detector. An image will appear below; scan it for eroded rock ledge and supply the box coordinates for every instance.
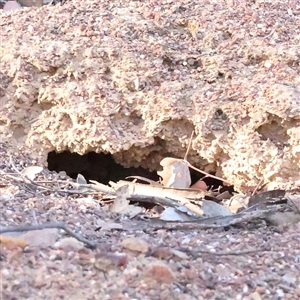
[1,0,300,191]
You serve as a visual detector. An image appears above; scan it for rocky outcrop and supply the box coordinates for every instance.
[1,0,300,191]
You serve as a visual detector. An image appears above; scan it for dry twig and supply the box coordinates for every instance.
[0,222,96,249]
[148,205,284,230]
[185,245,270,258]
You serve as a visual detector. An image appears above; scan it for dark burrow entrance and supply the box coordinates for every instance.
[47,151,234,193]
[47,151,159,185]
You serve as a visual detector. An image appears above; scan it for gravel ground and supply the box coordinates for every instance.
[1,142,300,300]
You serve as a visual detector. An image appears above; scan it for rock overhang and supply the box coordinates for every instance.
[0,0,299,191]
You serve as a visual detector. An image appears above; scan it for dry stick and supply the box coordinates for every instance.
[129,195,202,217]
[129,195,184,207]
[187,162,232,184]
[183,130,194,161]
[6,160,91,195]
[8,157,57,193]
[181,132,232,185]
[251,178,264,196]
[9,156,34,183]
[111,181,205,216]
[148,205,283,230]
[112,180,209,200]
[125,176,160,186]
[2,171,90,195]
[8,157,41,194]
[0,223,96,249]
[185,246,269,258]
[277,283,294,293]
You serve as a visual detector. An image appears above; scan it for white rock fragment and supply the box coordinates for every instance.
[3,0,21,10]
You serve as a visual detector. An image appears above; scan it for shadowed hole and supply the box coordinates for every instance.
[47,151,235,195]
[47,151,159,185]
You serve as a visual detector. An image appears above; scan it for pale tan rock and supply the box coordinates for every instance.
[255,286,267,294]
[53,237,84,251]
[0,0,299,192]
[250,291,262,300]
[20,228,59,248]
[121,237,149,254]
[143,260,175,284]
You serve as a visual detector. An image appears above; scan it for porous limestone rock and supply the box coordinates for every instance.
[0,0,299,191]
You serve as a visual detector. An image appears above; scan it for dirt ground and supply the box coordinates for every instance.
[1,142,300,300]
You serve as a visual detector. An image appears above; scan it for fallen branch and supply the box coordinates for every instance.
[110,180,209,200]
[0,222,96,249]
[148,205,285,230]
[184,245,270,258]
[111,181,205,216]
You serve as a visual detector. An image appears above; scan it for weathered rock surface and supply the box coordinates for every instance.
[0,0,300,191]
